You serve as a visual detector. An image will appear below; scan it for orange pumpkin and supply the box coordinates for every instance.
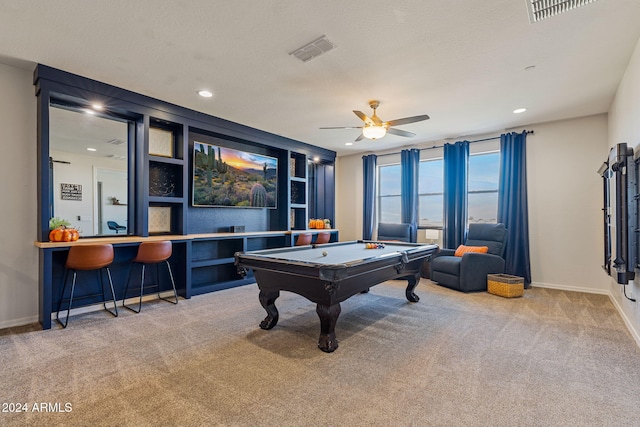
[49,226,80,242]
[49,227,64,242]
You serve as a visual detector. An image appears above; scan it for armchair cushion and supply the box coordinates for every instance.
[454,245,489,256]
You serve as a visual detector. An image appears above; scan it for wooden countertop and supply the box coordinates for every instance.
[34,229,339,249]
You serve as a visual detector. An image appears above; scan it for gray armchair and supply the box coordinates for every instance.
[430,223,507,292]
[377,223,412,242]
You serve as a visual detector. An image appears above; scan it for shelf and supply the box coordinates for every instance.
[149,196,184,204]
[290,180,306,205]
[290,152,307,179]
[191,263,244,288]
[191,257,235,268]
[189,277,255,296]
[246,235,287,251]
[149,120,184,161]
[290,176,306,183]
[148,155,183,165]
[192,238,244,261]
[149,161,183,198]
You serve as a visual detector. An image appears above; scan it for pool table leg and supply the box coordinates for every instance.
[405,272,421,302]
[316,303,341,353]
[259,290,280,330]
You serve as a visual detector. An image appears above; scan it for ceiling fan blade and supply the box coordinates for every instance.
[387,127,416,138]
[355,133,365,142]
[319,126,363,129]
[353,110,375,126]
[385,114,430,127]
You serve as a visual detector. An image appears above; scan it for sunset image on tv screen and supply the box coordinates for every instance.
[193,142,278,208]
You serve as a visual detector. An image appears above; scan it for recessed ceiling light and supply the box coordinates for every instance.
[345,142,353,146]
[513,108,527,114]
[198,90,213,98]
[86,147,96,152]
[92,103,104,110]
[84,109,96,115]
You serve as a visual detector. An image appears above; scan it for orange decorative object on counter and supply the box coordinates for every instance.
[49,226,80,242]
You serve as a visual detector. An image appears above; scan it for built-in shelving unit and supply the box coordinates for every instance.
[34,64,337,329]
[188,232,290,297]
[147,119,187,235]
[289,151,308,230]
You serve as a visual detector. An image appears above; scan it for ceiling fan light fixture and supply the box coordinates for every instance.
[362,125,386,140]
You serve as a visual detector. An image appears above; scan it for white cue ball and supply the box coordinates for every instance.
[322,251,328,257]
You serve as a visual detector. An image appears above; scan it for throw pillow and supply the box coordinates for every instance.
[454,245,489,257]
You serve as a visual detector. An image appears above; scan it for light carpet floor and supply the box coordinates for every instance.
[1,280,639,426]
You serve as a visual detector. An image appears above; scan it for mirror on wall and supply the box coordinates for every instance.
[49,105,130,237]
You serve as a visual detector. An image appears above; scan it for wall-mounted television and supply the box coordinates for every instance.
[193,141,278,208]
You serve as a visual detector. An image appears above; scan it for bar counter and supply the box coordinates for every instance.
[35,229,339,329]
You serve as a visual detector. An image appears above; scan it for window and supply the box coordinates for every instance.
[378,164,401,223]
[377,149,499,228]
[418,158,444,227]
[468,151,500,224]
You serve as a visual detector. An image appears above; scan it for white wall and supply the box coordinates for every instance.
[527,115,610,292]
[336,114,610,294]
[608,36,640,341]
[0,62,39,328]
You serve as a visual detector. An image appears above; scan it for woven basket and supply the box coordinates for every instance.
[487,274,524,298]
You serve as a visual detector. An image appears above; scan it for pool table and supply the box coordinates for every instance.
[235,240,438,352]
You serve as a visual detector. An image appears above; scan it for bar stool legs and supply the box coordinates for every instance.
[122,260,178,313]
[55,244,118,328]
[122,241,178,313]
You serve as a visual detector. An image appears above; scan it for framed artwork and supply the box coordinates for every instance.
[149,127,174,158]
[148,206,172,233]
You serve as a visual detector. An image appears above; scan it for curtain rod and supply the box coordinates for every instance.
[374,129,534,158]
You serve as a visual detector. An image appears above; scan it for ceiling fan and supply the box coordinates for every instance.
[320,100,430,142]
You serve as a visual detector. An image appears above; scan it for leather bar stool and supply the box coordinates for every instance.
[122,241,178,313]
[315,232,331,244]
[56,244,118,328]
[295,233,313,246]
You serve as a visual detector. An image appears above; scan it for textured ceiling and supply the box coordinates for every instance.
[1,0,639,156]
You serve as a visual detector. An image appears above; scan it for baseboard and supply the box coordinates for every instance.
[533,281,640,348]
[0,315,40,330]
[531,280,609,295]
[607,292,640,348]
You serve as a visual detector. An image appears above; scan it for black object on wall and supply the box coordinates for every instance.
[599,142,636,284]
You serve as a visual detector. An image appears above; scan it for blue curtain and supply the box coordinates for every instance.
[362,154,377,240]
[498,131,532,286]
[443,141,469,248]
[401,149,420,242]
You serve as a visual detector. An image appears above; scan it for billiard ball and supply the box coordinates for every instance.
[322,251,328,257]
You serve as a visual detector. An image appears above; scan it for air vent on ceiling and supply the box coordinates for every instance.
[106,154,127,160]
[289,35,336,63]
[526,0,598,23]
